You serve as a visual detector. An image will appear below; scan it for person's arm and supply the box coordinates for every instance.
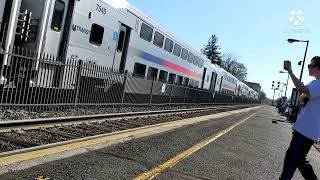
[288,71,310,94]
[284,61,310,94]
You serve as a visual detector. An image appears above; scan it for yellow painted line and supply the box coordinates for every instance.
[134,109,262,180]
[0,106,262,166]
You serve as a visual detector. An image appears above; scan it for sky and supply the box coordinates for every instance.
[128,0,320,99]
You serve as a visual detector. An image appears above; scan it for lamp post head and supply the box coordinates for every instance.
[279,71,287,74]
[288,39,300,43]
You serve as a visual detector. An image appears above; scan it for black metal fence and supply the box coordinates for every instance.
[0,45,258,111]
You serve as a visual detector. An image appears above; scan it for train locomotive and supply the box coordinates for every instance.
[0,0,258,105]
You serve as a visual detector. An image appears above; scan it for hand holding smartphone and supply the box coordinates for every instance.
[283,61,292,72]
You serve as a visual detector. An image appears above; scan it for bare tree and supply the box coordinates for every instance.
[258,91,267,103]
[221,53,247,81]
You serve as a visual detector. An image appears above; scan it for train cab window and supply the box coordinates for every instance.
[181,48,188,60]
[168,73,176,84]
[164,38,174,53]
[176,76,183,85]
[173,44,182,57]
[140,23,153,42]
[183,78,190,86]
[153,31,164,48]
[89,24,104,46]
[147,67,158,80]
[159,70,168,82]
[51,0,65,32]
[187,52,194,63]
[133,63,146,78]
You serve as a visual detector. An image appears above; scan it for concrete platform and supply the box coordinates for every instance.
[0,106,319,180]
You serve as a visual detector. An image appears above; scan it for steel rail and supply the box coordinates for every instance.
[0,104,254,128]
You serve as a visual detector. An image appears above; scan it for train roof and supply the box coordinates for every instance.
[104,0,211,64]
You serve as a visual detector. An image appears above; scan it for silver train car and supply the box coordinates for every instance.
[0,0,258,100]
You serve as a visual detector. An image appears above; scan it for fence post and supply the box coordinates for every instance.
[169,84,173,105]
[74,60,83,107]
[183,87,187,103]
[194,89,197,104]
[149,79,154,105]
[121,71,128,107]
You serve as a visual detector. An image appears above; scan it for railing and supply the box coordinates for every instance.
[0,45,258,111]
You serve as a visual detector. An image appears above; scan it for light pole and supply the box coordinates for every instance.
[271,81,279,106]
[287,39,309,122]
[287,39,309,81]
[279,71,289,97]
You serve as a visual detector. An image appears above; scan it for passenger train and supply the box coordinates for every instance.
[0,0,258,100]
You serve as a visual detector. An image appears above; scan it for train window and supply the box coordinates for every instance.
[193,56,199,65]
[51,0,65,32]
[187,52,194,63]
[153,31,164,48]
[189,79,194,87]
[176,76,183,85]
[195,81,199,87]
[198,59,203,68]
[159,70,168,82]
[164,38,174,53]
[168,73,176,84]
[183,78,190,86]
[173,44,182,57]
[181,48,188,60]
[147,67,158,80]
[140,23,153,42]
[133,63,146,78]
[89,24,104,46]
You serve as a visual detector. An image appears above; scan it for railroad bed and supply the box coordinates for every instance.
[0,104,251,121]
[0,105,255,156]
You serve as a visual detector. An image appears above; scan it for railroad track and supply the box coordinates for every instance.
[0,104,256,157]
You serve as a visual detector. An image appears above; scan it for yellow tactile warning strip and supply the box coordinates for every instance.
[0,106,262,167]
[134,108,263,180]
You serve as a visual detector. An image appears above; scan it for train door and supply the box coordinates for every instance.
[209,72,217,91]
[43,0,70,57]
[201,68,207,89]
[113,24,131,73]
[57,0,74,59]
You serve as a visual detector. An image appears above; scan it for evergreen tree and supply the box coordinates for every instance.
[201,35,221,65]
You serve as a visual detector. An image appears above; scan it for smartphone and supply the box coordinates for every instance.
[283,61,291,70]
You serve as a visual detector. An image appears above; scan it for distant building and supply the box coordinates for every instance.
[244,81,261,93]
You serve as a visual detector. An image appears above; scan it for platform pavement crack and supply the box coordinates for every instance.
[91,150,156,169]
[314,143,320,153]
